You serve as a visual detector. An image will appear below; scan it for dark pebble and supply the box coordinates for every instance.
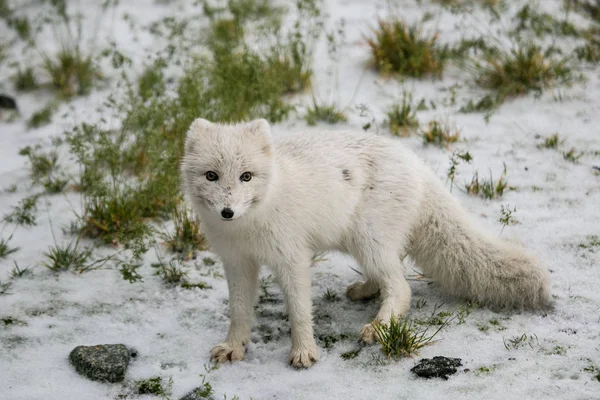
[411,356,462,380]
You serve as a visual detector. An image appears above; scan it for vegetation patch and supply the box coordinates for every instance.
[422,120,460,147]
[367,19,448,77]
[465,165,508,199]
[386,93,419,136]
[373,316,447,358]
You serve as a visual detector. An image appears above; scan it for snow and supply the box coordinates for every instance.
[1,0,600,399]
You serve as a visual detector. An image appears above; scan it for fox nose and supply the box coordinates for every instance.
[221,208,234,219]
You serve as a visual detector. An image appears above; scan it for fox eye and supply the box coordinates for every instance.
[240,172,252,182]
[205,171,219,181]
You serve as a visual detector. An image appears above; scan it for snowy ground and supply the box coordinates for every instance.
[1,0,600,399]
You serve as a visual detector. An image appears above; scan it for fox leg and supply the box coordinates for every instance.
[271,251,318,369]
[347,238,412,344]
[210,256,260,363]
[346,278,380,301]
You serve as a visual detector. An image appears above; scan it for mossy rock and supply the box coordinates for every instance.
[69,344,131,383]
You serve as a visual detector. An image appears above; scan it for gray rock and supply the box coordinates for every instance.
[410,356,462,380]
[69,344,131,383]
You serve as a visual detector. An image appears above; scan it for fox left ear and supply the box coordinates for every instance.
[247,119,271,139]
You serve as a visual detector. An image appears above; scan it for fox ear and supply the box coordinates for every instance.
[185,118,213,153]
[247,119,272,154]
[190,118,213,133]
[247,119,271,139]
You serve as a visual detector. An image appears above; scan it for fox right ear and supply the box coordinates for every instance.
[185,118,213,153]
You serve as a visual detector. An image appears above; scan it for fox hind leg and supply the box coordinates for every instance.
[347,236,412,344]
[346,278,380,301]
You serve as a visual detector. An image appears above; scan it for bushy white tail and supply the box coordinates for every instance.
[408,183,551,309]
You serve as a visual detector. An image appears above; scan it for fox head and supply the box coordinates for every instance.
[181,118,274,222]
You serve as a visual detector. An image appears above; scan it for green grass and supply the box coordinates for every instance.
[0,236,19,258]
[0,280,12,295]
[447,150,473,191]
[386,93,419,136]
[160,205,207,258]
[322,288,340,302]
[3,194,39,227]
[9,262,33,278]
[18,145,68,193]
[503,333,538,350]
[513,4,579,38]
[340,349,361,360]
[567,0,600,22]
[42,48,99,98]
[540,133,564,149]
[367,19,448,77]
[135,376,173,398]
[27,104,55,129]
[578,235,600,251]
[305,101,347,126]
[14,67,39,91]
[41,239,95,273]
[563,148,584,163]
[152,257,188,286]
[465,166,508,199]
[498,204,516,234]
[138,58,166,100]
[421,120,460,147]
[373,316,446,358]
[77,183,153,245]
[472,43,573,105]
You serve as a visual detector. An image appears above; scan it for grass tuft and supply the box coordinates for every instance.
[540,133,564,149]
[10,262,33,278]
[18,145,68,193]
[0,236,20,258]
[27,104,55,129]
[42,48,99,98]
[305,100,347,126]
[322,288,340,302]
[135,376,172,398]
[373,315,446,358]
[503,333,538,350]
[465,166,508,199]
[41,238,112,274]
[473,43,573,104]
[367,19,448,77]
[152,257,188,286]
[160,205,208,258]
[563,148,584,163]
[3,194,39,227]
[14,67,39,91]
[0,280,12,295]
[386,93,419,136]
[422,120,460,147]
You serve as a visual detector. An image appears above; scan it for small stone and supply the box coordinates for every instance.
[410,356,462,380]
[0,95,18,110]
[69,344,131,383]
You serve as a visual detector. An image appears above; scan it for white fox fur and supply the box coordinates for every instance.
[181,118,551,368]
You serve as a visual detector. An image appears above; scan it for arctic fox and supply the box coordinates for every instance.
[181,118,550,368]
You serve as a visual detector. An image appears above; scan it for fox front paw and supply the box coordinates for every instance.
[358,323,378,345]
[210,342,245,363]
[289,345,319,369]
